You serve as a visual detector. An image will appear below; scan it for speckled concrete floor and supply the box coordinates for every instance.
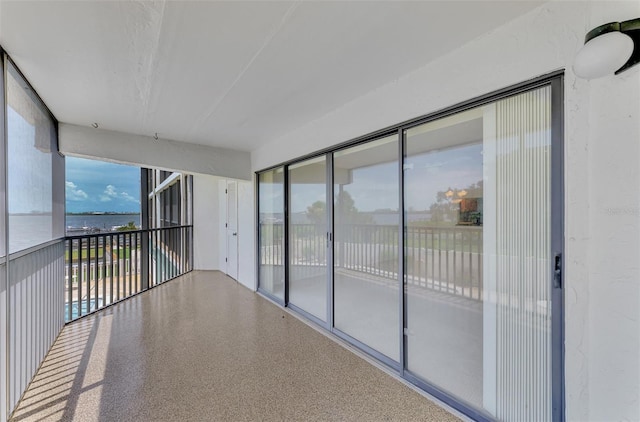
[10,271,461,422]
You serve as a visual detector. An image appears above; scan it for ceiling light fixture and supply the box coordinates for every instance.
[573,18,640,79]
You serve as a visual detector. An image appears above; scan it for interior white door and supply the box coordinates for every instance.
[226,180,239,280]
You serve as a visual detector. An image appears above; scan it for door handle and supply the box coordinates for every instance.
[553,253,562,288]
[233,232,237,236]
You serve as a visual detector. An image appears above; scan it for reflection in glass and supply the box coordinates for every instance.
[333,135,399,361]
[404,86,552,420]
[258,168,285,300]
[288,157,327,320]
[404,107,484,408]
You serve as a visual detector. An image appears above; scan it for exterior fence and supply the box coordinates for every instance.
[261,223,483,301]
[65,225,193,322]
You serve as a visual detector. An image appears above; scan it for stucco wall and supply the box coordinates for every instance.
[250,1,640,420]
[236,178,256,291]
[193,174,220,271]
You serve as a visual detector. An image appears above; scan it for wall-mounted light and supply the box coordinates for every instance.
[573,18,639,79]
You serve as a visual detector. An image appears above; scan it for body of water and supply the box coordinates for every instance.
[66,214,141,234]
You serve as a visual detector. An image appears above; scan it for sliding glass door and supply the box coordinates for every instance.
[257,168,285,302]
[288,156,328,322]
[256,78,562,422]
[333,135,400,362]
[404,107,485,408]
[404,85,554,420]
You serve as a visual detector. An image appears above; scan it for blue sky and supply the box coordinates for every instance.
[66,157,141,213]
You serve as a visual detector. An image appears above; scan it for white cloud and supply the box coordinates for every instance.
[65,181,88,201]
[100,184,118,202]
[120,191,140,204]
[104,185,117,197]
[99,185,140,204]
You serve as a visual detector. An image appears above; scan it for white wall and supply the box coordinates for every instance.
[250,2,640,420]
[237,179,256,291]
[583,5,640,421]
[193,174,220,271]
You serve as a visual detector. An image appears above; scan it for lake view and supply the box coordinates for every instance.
[66,214,141,234]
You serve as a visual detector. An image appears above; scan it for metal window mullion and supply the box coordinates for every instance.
[398,128,406,377]
[255,174,261,292]
[550,76,565,422]
[326,153,334,330]
[161,229,165,283]
[1,50,9,422]
[162,229,165,283]
[283,166,289,305]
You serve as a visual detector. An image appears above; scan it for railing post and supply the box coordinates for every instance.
[141,168,150,291]
[67,239,73,322]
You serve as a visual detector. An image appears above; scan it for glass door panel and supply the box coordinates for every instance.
[404,86,552,420]
[288,156,328,321]
[258,168,285,301]
[333,135,399,361]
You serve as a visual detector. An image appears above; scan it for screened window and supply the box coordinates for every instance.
[7,61,64,253]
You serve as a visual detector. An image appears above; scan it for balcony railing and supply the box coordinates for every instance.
[261,223,483,301]
[65,225,193,321]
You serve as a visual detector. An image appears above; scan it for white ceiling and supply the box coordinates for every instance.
[0,1,543,152]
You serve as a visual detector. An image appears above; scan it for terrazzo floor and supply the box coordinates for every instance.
[10,271,461,422]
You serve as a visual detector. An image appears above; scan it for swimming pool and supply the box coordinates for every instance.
[65,298,104,321]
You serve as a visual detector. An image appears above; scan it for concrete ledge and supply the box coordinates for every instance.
[59,123,251,180]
